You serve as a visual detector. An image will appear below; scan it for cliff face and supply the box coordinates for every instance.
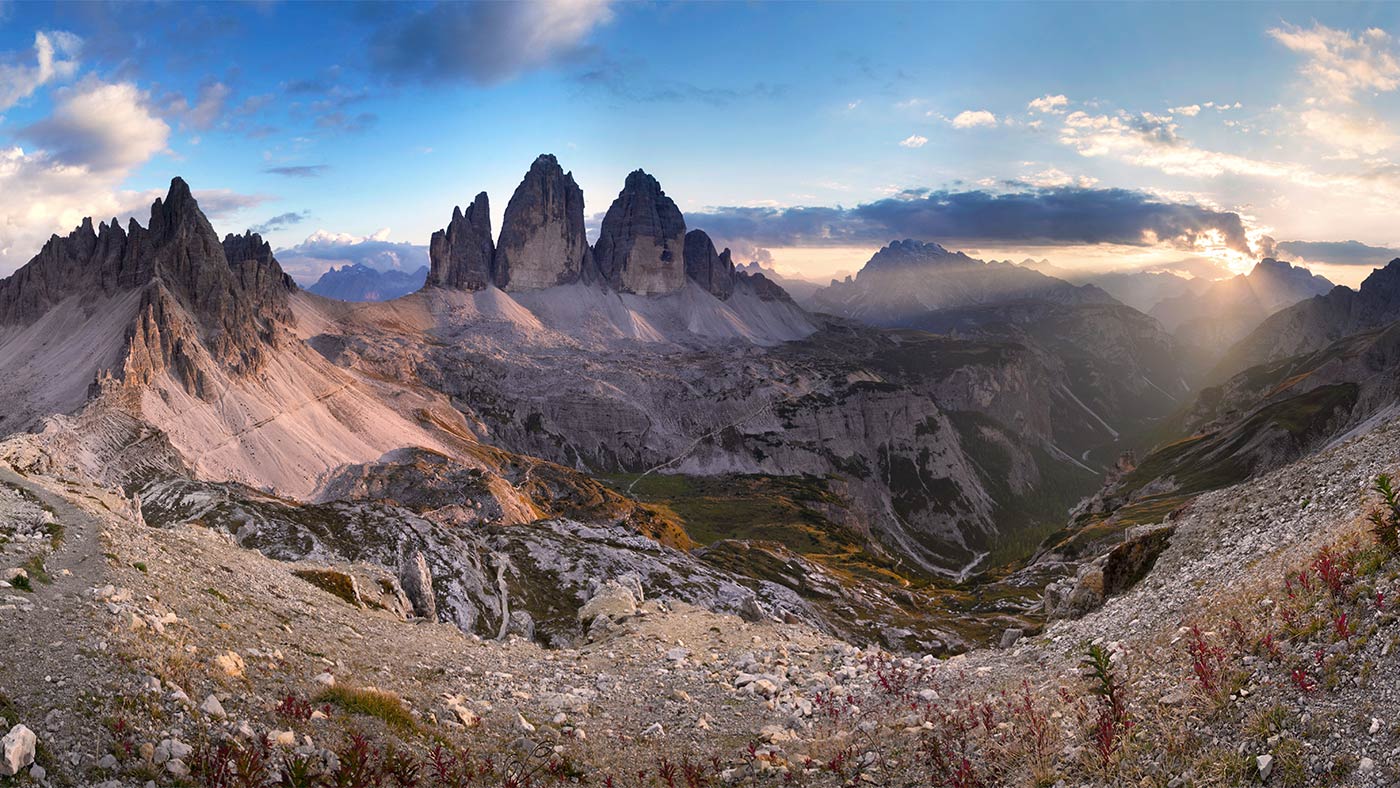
[494,154,594,291]
[593,170,687,295]
[427,192,495,291]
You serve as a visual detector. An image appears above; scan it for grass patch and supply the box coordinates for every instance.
[315,685,415,731]
[22,556,51,585]
[11,574,32,592]
[132,562,148,574]
[204,587,229,602]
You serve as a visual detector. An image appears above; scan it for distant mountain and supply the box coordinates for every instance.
[812,239,1116,322]
[1087,270,1208,314]
[307,263,428,301]
[1215,259,1400,380]
[1148,259,1333,375]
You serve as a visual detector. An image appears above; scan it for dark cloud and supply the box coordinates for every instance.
[1274,240,1400,266]
[264,165,329,178]
[370,1,613,85]
[688,186,1255,256]
[251,211,309,234]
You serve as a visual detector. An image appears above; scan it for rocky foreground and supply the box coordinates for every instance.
[1,412,1399,787]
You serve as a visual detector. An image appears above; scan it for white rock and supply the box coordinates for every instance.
[201,695,227,719]
[0,724,37,777]
[313,672,335,687]
[1360,757,1376,772]
[1256,754,1273,781]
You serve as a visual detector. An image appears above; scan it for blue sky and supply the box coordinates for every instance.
[3,1,1400,287]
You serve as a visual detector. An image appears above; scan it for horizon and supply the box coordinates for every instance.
[4,2,1400,288]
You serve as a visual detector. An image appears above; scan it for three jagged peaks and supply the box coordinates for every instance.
[425,153,788,302]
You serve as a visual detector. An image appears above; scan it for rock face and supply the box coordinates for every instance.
[427,192,495,291]
[494,155,593,291]
[594,170,687,295]
[684,230,734,299]
[683,229,793,302]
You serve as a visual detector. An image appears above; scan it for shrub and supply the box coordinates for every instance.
[1368,474,1400,553]
[1081,645,1130,773]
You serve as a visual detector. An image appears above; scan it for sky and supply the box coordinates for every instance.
[3,2,1400,288]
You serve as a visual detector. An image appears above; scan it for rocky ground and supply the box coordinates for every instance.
[2,414,1400,787]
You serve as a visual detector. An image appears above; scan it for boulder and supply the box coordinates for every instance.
[0,724,36,777]
[399,551,437,620]
[495,154,593,290]
[593,170,687,294]
[577,579,639,624]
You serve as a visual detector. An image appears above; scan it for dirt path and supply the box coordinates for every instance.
[0,466,118,784]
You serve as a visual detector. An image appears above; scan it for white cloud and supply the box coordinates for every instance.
[21,80,169,172]
[1299,108,1396,157]
[275,229,428,282]
[164,81,232,131]
[846,99,861,111]
[1170,104,1201,116]
[950,109,997,128]
[0,77,179,273]
[899,134,928,148]
[1022,167,1099,188]
[1269,23,1400,100]
[0,30,80,111]
[1027,94,1068,114]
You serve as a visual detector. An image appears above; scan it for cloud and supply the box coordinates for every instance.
[315,110,377,133]
[0,30,81,111]
[1269,23,1400,100]
[1274,239,1400,266]
[372,0,614,85]
[20,80,169,172]
[251,211,310,234]
[1298,108,1396,157]
[686,185,1255,256]
[950,109,997,128]
[1170,104,1201,116]
[1027,94,1068,114]
[162,80,231,131]
[264,164,329,178]
[574,57,785,107]
[274,229,429,282]
[899,134,928,148]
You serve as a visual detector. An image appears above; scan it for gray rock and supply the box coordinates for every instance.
[593,170,686,295]
[495,154,592,290]
[399,550,438,620]
[427,192,495,291]
[999,628,1024,649]
[683,230,734,299]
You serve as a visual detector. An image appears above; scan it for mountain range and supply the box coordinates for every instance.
[307,263,428,301]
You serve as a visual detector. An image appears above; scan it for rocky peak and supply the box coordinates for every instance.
[428,191,495,291]
[859,239,971,277]
[494,154,593,291]
[683,229,734,299]
[1359,258,1400,298]
[593,169,687,295]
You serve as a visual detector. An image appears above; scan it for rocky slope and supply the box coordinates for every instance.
[307,264,428,301]
[1216,258,1400,381]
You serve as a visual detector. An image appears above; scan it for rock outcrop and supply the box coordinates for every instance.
[593,170,687,295]
[683,230,735,299]
[427,192,496,291]
[494,155,593,291]
[683,229,792,302]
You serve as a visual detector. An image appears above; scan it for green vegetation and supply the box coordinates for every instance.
[315,685,416,731]
[132,562,148,574]
[23,556,51,585]
[1368,474,1400,553]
